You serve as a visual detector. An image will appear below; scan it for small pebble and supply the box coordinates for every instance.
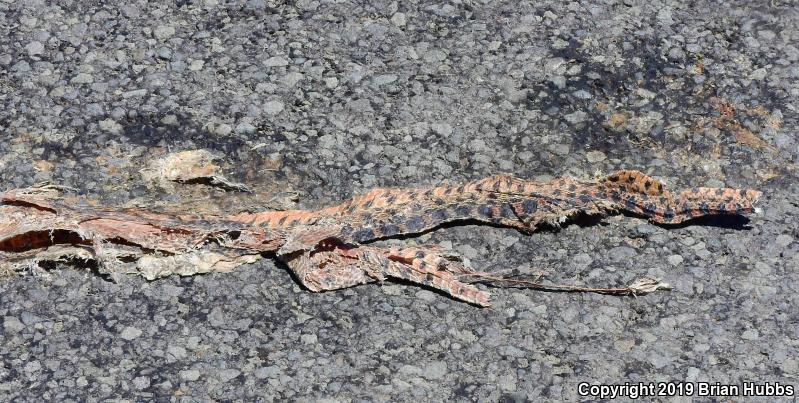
[120,326,142,340]
[26,41,44,56]
[180,369,201,381]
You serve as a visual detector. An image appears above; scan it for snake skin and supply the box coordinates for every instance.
[228,170,761,305]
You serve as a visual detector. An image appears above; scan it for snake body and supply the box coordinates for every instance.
[0,171,761,306]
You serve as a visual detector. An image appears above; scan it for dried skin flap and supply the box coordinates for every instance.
[0,187,279,279]
[0,245,94,274]
[140,149,215,183]
[137,251,262,280]
[140,149,250,191]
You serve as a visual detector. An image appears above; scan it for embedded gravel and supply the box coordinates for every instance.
[1,0,798,401]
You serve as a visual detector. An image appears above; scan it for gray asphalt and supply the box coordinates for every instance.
[1,0,797,401]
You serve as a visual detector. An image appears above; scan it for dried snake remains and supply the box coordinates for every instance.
[0,170,761,306]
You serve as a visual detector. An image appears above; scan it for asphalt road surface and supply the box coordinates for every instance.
[1,0,797,401]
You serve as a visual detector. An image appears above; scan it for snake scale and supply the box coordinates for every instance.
[0,170,761,306]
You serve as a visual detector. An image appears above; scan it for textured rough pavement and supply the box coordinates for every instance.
[1,0,797,401]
